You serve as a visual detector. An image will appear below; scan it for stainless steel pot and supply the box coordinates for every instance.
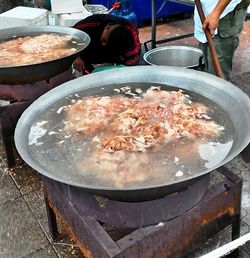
[143,46,204,69]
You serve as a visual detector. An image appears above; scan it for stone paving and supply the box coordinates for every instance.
[0,14,250,258]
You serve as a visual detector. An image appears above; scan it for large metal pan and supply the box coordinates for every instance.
[14,66,250,201]
[0,26,90,85]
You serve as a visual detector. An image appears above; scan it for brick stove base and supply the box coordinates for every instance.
[43,166,242,258]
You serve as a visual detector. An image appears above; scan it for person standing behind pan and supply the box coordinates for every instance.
[72,14,141,74]
[194,0,250,80]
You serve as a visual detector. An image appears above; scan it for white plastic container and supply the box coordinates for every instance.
[59,9,92,27]
[0,6,48,30]
[50,0,84,14]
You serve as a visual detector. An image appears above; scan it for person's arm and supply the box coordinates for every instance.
[73,56,94,74]
[202,0,232,35]
[73,56,85,71]
[73,17,101,74]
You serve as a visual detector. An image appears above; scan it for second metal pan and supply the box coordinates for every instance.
[0,26,90,85]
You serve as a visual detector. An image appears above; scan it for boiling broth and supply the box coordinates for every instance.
[27,83,234,189]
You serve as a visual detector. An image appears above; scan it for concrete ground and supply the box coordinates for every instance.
[0,14,250,258]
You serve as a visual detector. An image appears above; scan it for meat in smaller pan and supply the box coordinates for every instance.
[0,33,77,67]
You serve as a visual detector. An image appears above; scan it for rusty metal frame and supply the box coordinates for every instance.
[43,167,242,258]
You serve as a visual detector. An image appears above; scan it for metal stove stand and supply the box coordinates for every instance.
[43,166,242,258]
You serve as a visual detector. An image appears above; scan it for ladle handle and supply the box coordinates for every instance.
[194,0,224,78]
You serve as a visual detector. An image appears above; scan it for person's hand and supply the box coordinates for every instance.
[202,11,220,35]
[73,57,85,72]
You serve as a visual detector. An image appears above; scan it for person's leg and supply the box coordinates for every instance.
[200,42,209,73]
[200,37,234,80]
[211,34,239,80]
